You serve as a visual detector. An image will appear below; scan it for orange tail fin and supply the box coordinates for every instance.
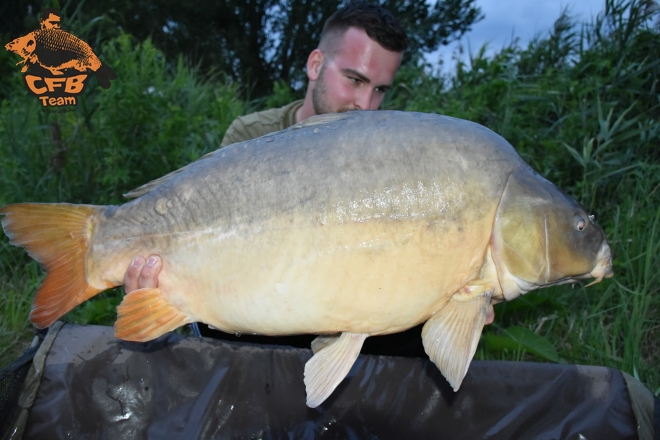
[0,203,110,328]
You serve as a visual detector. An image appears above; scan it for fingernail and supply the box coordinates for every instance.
[147,256,158,267]
[132,256,145,267]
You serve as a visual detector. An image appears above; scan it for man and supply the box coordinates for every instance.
[219,2,407,147]
[40,8,62,29]
[125,1,408,296]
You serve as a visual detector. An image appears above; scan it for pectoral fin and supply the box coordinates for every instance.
[422,282,493,391]
[304,332,368,408]
[115,288,192,342]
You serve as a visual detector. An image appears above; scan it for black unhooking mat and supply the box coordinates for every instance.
[2,322,658,440]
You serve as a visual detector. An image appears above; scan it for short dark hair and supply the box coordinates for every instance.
[40,8,61,22]
[320,1,408,55]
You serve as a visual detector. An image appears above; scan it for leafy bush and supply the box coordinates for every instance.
[0,33,248,206]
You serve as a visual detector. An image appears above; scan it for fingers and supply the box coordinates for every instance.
[485,305,495,325]
[123,256,145,293]
[138,255,162,289]
[123,255,162,294]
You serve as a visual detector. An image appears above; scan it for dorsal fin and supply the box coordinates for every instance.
[123,148,223,198]
[124,112,354,199]
[123,168,184,199]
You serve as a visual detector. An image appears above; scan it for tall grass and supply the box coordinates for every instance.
[1,0,658,396]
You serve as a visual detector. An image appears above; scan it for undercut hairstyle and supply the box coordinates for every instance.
[319,1,408,57]
[41,8,61,21]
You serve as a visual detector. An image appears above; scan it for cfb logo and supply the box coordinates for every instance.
[5,7,117,109]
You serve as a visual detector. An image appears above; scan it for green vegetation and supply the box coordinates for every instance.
[1,0,658,397]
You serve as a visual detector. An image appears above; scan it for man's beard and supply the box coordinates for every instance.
[312,64,353,115]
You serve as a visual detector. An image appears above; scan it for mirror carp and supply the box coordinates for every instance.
[0,111,613,407]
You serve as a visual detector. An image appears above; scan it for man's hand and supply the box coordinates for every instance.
[123,255,162,293]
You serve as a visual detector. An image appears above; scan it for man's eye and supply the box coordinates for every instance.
[349,77,361,85]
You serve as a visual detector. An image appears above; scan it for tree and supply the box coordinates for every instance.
[3,0,483,97]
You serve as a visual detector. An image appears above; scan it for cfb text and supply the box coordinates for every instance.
[24,74,87,106]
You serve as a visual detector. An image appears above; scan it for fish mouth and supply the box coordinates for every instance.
[508,241,614,293]
[586,242,614,287]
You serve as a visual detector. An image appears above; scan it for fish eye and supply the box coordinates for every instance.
[575,215,586,231]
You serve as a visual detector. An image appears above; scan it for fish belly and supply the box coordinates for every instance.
[131,214,492,337]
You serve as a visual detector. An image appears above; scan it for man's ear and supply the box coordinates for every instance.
[306,49,324,81]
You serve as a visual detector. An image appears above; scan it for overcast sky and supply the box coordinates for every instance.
[429,0,607,72]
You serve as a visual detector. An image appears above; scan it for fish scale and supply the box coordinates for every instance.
[33,29,97,65]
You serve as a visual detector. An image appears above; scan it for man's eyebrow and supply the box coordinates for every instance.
[341,68,370,84]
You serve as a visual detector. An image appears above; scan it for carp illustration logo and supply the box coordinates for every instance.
[5,8,117,109]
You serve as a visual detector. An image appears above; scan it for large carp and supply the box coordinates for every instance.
[1,111,613,407]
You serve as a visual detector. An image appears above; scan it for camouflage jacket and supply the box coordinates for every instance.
[220,100,304,147]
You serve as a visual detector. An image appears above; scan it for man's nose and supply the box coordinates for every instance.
[354,90,373,110]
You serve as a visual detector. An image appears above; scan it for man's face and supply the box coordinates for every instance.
[41,13,61,29]
[311,27,402,115]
